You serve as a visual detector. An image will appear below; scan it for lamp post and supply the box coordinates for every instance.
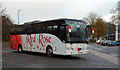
[115,23,118,41]
[18,10,21,25]
[96,29,97,40]
[107,23,108,40]
[118,17,120,40]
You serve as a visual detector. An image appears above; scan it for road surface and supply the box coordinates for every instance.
[1,43,119,70]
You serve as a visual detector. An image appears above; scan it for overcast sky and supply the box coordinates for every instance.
[1,0,119,24]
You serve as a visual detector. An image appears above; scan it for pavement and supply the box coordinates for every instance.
[89,43,119,58]
[1,43,119,69]
[89,49,118,65]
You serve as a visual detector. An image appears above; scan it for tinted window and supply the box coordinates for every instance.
[59,26,67,42]
[33,24,46,33]
[46,25,59,37]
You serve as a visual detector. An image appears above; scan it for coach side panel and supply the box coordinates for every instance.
[10,35,22,50]
[10,35,27,51]
[26,34,67,55]
[10,34,67,55]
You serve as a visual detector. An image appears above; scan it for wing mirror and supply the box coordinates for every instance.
[86,25,94,37]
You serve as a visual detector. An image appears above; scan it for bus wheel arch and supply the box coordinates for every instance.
[18,44,23,53]
[46,45,53,57]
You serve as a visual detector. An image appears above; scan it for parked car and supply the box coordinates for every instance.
[100,40,104,45]
[96,40,101,44]
[102,40,112,46]
[108,41,120,46]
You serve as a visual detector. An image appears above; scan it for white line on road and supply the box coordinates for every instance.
[89,48,119,65]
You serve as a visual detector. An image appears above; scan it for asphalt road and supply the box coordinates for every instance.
[2,44,118,69]
[0,43,2,70]
[89,43,119,58]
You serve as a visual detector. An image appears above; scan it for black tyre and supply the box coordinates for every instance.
[18,45,23,53]
[46,47,53,57]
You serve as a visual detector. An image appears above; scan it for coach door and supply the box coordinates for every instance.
[59,25,67,43]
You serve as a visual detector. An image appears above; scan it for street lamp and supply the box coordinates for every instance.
[115,23,118,41]
[118,17,120,40]
[18,10,21,25]
[107,23,108,40]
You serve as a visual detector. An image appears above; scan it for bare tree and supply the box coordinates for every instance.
[110,1,120,24]
[0,3,14,41]
[82,12,99,24]
[110,1,120,41]
[0,3,14,23]
[0,3,6,15]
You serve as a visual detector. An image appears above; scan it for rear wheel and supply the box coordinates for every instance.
[46,47,53,57]
[18,45,23,53]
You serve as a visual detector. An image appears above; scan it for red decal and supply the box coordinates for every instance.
[43,48,45,50]
[77,48,81,51]
[38,34,45,47]
[37,46,39,48]
[26,34,51,47]
[10,35,17,48]
[10,35,23,50]
[38,34,51,47]
[76,45,78,47]
[26,34,36,46]
[55,47,57,51]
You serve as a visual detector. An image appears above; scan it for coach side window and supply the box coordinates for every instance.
[52,25,58,37]
[59,26,66,42]
[46,25,59,37]
[46,25,52,33]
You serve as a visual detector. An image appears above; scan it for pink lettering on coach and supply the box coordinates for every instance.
[26,34,36,46]
[38,34,51,47]
[26,34,51,47]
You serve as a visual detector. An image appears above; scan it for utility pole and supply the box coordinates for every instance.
[96,29,97,40]
[115,23,118,41]
[18,10,21,25]
[118,17,120,40]
[107,24,108,40]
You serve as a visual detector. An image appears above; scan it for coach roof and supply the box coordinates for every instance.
[24,18,85,25]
